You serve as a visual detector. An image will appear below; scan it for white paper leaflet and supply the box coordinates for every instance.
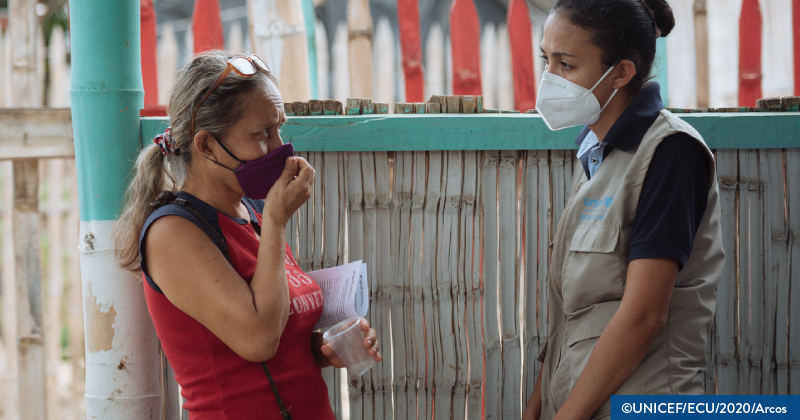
[306,260,369,330]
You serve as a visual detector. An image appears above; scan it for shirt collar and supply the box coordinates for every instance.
[573,82,665,152]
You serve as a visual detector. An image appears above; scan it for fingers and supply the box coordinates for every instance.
[320,343,335,357]
[294,157,315,185]
[364,327,377,346]
[278,156,298,184]
[320,343,344,368]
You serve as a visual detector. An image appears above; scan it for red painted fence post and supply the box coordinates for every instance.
[193,0,225,54]
[793,0,799,95]
[397,0,425,102]
[738,0,762,107]
[140,0,165,116]
[507,0,536,112]
[450,0,482,96]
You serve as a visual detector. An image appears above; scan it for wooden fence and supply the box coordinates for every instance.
[143,97,800,418]
[0,157,84,420]
[280,110,800,420]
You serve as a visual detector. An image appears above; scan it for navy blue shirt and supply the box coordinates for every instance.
[574,82,711,269]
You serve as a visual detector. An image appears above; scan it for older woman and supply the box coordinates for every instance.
[114,51,380,420]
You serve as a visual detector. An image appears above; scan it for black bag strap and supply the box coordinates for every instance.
[262,362,292,420]
[151,191,292,420]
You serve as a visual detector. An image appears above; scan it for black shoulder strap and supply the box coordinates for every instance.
[149,191,292,420]
[170,196,230,260]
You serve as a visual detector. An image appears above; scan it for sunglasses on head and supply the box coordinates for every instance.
[190,54,271,135]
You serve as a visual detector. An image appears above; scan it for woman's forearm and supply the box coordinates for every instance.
[553,310,661,420]
[523,368,544,420]
[249,220,291,349]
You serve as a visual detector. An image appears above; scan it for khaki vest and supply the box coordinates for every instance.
[538,110,725,419]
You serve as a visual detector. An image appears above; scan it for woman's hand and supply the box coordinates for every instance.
[265,156,314,226]
[318,318,381,369]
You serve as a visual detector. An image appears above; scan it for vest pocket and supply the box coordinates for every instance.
[562,224,624,310]
[553,301,620,418]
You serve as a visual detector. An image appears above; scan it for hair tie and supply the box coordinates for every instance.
[150,190,177,209]
[154,126,181,157]
[640,0,662,38]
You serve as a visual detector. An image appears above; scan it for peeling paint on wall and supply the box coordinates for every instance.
[84,282,116,353]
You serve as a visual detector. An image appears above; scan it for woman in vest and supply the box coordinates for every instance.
[523,1,724,419]
[114,51,381,419]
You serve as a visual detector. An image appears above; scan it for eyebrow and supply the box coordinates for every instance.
[540,47,575,58]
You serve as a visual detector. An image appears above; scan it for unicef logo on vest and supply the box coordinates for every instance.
[580,196,614,221]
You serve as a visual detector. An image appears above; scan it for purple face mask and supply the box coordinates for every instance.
[209,141,295,199]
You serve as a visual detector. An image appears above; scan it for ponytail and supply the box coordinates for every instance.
[114,144,177,272]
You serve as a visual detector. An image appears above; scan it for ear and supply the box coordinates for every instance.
[193,130,216,159]
[611,59,637,90]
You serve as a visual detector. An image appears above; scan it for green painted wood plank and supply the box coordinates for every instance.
[141,113,800,151]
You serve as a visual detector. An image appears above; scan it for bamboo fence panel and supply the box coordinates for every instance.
[0,158,85,420]
[481,150,500,420]
[345,151,365,420]
[436,150,460,419]
[65,160,84,415]
[1,161,19,420]
[44,159,65,419]
[464,151,482,420]
[417,150,436,420]
[324,150,345,417]
[498,151,520,418]
[536,150,551,386]
[373,151,394,420]
[361,150,380,417]
[737,149,751,393]
[716,149,738,394]
[522,150,541,400]
[390,151,412,420]
[786,148,800,393]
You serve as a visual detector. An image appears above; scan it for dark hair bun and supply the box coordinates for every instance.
[647,0,676,37]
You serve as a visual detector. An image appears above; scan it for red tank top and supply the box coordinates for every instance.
[142,196,335,420]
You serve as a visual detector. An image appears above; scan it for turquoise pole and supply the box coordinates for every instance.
[71,0,144,221]
[70,1,164,418]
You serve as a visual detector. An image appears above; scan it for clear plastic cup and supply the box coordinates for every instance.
[323,317,376,378]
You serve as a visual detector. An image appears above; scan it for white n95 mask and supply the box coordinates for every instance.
[535,65,619,131]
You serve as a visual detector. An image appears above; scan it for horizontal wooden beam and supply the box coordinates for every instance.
[143,113,800,151]
[0,109,74,160]
[2,110,797,159]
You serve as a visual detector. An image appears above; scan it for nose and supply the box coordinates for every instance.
[268,136,284,153]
